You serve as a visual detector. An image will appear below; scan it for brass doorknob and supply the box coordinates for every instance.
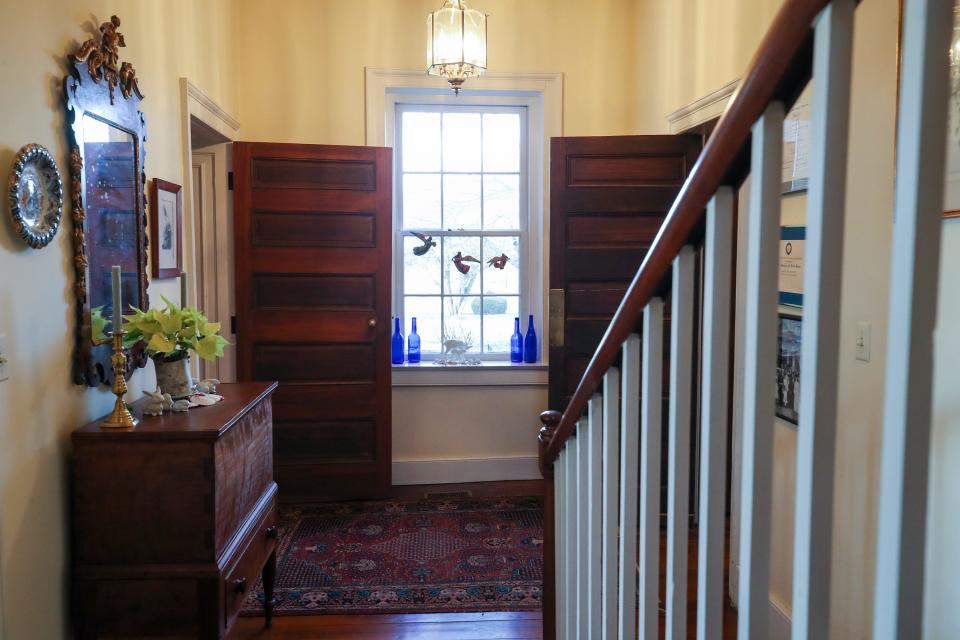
[368,318,377,328]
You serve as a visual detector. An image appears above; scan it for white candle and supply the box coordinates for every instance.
[180,271,187,309]
[111,265,122,334]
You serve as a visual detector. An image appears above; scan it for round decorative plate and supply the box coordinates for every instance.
[8,144,63,249]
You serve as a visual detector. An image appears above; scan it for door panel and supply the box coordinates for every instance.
[548,135,701,411]
[234,142,392,502]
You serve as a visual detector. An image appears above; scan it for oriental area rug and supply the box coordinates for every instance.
[242,496,544,615]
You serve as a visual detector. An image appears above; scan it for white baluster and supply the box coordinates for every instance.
[697,189,734,640]
[619,334,642,640]
[792,1,854,637]
[602,368,621,640]
[738,102,784,639]
[875,0,952,636]
[556,452,567,640]
[666,248,695,640]
[639,299,664,640]
[587,395,604,638]
[578,422,589,639]
[566,437,578,640]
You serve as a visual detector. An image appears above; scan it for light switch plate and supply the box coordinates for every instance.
[0,332,8,381]
[855,322,871,362]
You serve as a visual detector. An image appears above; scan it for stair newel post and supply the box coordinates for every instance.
[538,410,561,640]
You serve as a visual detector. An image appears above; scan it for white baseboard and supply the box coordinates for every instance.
[725,562,792,639]
[392,456,541,485]
[769,597,792,639]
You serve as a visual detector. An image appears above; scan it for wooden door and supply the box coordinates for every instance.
[233,142,392,502]
[549,135,702,411]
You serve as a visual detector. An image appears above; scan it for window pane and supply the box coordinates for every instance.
[442,112,481,172]
[483,113,521,172]
[444,296,482,352]
[483,236,521,294]
[403,174,441,229]
[483,174,520,230]
[443,174,481,230]
[405,296,442,353]
[402,112,441,172]
[443,236,482,296]
[403,235,441,294]
[482,296,519,353]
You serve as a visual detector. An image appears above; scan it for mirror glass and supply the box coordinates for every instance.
[80,113,141,337]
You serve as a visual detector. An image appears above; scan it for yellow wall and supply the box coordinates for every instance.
[234,0,644,144]
[635,0,784,133]
[0,2,237,636]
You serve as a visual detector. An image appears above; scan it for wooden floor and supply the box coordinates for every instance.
[231,481,736,640]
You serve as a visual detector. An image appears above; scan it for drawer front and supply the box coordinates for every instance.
[223,497,278,628]
[214,397,274,555]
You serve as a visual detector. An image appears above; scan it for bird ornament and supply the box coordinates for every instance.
[487,253,509,270]
[408,231,437,256]
[452,251,481,274]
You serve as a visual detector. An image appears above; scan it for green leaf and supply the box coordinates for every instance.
[193,334,230,361]
[90,306,109,342]
[146,333,177,355]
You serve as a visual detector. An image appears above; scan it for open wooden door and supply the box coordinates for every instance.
[549,135,702,411]
[233,142,392,502]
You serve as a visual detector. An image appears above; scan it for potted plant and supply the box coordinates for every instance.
[122,297,230,398]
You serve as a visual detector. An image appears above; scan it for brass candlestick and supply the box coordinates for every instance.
[100,330,139,429]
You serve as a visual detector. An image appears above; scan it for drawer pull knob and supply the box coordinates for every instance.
[234,577,247,594]
[265,526,278,540]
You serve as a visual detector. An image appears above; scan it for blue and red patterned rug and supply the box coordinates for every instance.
[242,496,544,615]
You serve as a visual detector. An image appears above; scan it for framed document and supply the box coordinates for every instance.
[779,226,805,308]
[776,314,802,425]
[782,85,812,194]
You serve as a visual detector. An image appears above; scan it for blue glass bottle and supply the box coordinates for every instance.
[523,314,538,363]
[510,317,523,363]
[391,317,404,364]
[408,317,421,363]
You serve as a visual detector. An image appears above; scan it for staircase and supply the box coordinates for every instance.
[536,0,953,638]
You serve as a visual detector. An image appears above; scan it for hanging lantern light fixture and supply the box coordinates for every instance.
[426,0,487,94]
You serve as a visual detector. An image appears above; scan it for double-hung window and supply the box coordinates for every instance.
[394,102,530,359]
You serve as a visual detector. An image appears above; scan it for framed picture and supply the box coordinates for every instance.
[782,84,811,194]
[778,226,805,308]
[151,178,182,278]
[776,314,802,425]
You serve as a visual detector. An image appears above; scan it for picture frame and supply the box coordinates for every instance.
[151,178,182,278]
[776,313,802,426]
[782,84,811,195]
[778,226,805,308]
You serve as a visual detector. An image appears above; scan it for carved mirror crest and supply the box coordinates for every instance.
[65,15,150,386]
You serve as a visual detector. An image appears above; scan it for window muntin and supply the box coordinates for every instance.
[395,104,528,358]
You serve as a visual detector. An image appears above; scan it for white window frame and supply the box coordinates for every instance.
[393,101,532,360]
[365,69,562,377]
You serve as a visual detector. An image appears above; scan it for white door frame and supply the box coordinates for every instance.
[179,78,240,381]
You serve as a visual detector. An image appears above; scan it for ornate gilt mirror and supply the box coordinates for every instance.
[65,15,149,386]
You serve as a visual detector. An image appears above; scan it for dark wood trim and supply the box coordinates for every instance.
[542,0,836,468]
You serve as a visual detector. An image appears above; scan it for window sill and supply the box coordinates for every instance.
[392,361,548,388]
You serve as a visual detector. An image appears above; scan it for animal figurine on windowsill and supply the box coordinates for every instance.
[196,378,220,394]
[143,389,174,416]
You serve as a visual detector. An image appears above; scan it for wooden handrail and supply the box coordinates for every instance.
[542,0,836,468]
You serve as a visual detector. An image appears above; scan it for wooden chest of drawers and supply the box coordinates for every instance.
[71,381,279,639]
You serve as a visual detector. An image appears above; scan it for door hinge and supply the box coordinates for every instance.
[230,315,237,335]
[549,289,565,347]
[227,171,234,191]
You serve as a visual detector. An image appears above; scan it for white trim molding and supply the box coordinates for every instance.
[666,78,740,134]
[365,68,563,371]
[392,456,541,485]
